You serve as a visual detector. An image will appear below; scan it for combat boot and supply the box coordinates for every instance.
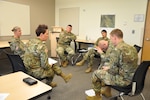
[86,92,102,100]
[76,59,85,66]
[101,86,112,98]
[49,82,57,88]
[85,67,92,73]
[62,60,69,67]
[60,73,72,83]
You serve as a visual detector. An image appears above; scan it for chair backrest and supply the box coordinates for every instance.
[5,51,26,73]
[56,37,59,43]
[132,61,150,95]
[133,44,142,53]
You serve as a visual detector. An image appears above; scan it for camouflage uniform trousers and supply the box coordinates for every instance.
[56,45,75,62]
[83,48,101,67]
[27,64,62,84]
[92,69,130,93]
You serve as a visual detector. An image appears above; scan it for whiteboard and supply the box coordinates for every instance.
[0,1,30,36]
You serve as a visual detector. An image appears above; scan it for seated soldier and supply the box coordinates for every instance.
[23,24,72,87]
[56,25,77,67]
[9,26,26,59]
[86,29,138,100]
[76,30,109,73]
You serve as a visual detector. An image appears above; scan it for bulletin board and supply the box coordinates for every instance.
[0,1,30,36]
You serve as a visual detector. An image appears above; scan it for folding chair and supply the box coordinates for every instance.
[109,61,150,100]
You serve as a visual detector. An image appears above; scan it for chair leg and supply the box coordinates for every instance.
[56,54,62,67]
[119,96,124,100]
[73,53,82,65]
[71,56,75,66]
[119,92,125,100]
[109,92,124,100]
[140,93,145,100]
[47,95,51,100]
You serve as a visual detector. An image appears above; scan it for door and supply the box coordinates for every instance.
[142,0,150,61]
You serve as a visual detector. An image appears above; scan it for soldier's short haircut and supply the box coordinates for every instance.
[68,24,72,27]
[101,29,107,33]
[35,24,48,36]
[110,29,123,38]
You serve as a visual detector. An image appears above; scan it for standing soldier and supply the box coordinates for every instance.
[56,25,77,67]
[76,30,109,73]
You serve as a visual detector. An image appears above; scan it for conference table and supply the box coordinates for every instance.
[0,71,52,100]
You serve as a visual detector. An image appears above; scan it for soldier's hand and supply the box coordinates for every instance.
[102,66,110,71]
[65,36,69,38]
[96,47,103,54]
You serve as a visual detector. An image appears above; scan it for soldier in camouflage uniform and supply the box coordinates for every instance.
[76,30,109,73]
[9,26,25,59]
[86,29,138,100]
[23,24,72,87]
[56,25,77,67]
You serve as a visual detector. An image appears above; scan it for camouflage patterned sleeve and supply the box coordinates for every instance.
[9,40,18,51]
[38,44,51,69]
[106,49,120,75]
[9,38,25,57]
[59,32,69,43]
[70,33,77,40]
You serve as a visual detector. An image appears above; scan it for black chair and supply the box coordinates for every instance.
[108,61,150,100]
[134,44,142,53]
[5,51,27,73]
[4,51,51,99]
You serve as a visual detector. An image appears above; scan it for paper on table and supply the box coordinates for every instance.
[85,89,95,96]
[48,58,58,65]
[0,93,9,100]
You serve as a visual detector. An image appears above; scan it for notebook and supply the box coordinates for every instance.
[48,58,58,65]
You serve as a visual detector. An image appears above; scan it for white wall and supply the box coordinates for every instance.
[55,0,147,47]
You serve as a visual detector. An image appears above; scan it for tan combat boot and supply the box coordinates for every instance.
[76,59,85,66]
[86,92,102,100]
[49,82,57,88]
[101,86,112,98]
[62,60,69,67]
[85,67,92,73]
[60,73,72,83]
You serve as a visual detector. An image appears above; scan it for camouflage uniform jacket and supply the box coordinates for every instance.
[99,41,138,83]
[9,37,25,58]
[95,37,109,46]
[57,30,76,47]
[23,38,51,74]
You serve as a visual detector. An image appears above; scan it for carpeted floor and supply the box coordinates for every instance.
[1,54,150,100]
[37,59,150,100]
